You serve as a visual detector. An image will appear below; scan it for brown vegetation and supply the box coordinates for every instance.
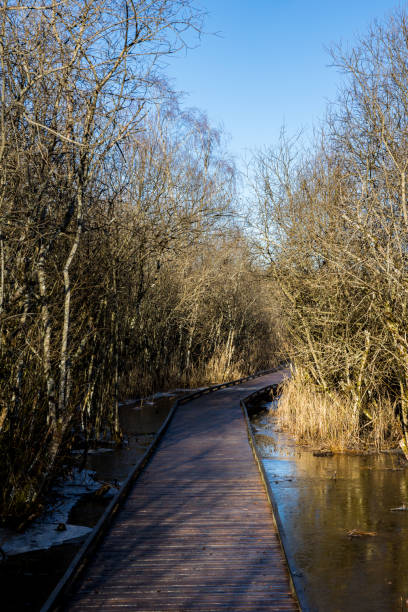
[276,372,401,451]
[252,8,408,453]
[0,1,278,524]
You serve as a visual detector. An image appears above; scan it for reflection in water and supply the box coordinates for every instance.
[76,399,174,526]
[85,398,172,482]
[251,406,408,612]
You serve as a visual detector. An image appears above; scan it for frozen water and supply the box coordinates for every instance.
[0,469,101,556]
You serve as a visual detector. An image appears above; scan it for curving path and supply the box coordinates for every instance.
[65,370,298,611]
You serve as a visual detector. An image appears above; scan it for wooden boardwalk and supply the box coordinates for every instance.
[65,371,298,611]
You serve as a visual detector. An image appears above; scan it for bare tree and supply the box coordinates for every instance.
[251,9,408,452]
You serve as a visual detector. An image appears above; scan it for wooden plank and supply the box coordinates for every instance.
[63,371,298,611]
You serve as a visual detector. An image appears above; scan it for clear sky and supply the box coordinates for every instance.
[166,0,402,165]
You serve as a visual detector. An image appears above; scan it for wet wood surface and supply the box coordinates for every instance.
[65,370,298,611]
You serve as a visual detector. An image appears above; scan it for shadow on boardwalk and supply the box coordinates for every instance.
[65,372,298,611]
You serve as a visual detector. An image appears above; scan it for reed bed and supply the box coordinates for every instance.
[274,373,401,452]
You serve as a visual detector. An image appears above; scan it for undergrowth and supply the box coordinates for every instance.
[274,372,402,452]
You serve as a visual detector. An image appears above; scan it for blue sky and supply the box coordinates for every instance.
[166,0,402,165]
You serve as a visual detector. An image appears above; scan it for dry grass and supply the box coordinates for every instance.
[119,345,259,399]
[274,372,401,451]
[200,350,245,385]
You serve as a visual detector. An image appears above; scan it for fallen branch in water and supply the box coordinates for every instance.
[347,529,377,537]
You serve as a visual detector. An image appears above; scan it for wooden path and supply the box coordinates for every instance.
[65,371,298,611]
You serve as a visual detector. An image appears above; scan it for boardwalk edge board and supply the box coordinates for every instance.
[241,388,303,611]
[40,364,287,612]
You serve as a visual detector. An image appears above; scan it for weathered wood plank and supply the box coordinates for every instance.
[64,371,298,611]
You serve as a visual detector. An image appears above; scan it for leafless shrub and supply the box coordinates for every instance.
[0,1,280,524]
[253,8,408,454]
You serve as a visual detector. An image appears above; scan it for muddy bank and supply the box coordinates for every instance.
[251,401,408,612]
[0,395,179,612]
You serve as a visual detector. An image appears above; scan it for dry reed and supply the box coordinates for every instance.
[119,343,263,399]
[274,372,401,451]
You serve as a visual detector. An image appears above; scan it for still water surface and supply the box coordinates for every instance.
[251,404,408,612]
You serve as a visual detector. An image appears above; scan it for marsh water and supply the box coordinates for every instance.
[251,402,408,612]
[5,392,408,611]
[1,395,176,611]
